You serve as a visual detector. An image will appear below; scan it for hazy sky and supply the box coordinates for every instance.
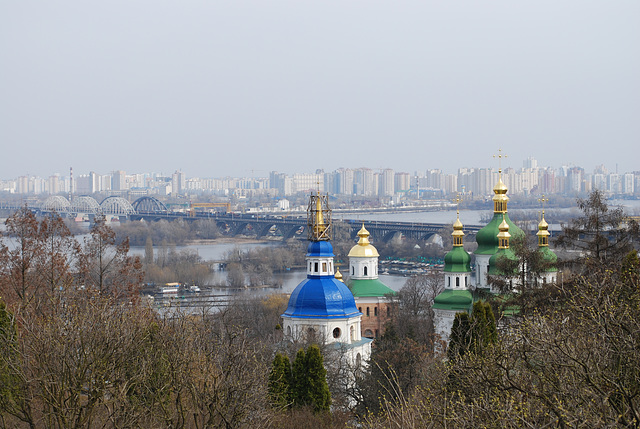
[1,1,638,179]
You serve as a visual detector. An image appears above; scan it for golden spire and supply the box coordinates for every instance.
[497,214,511,249]
[492,149,509,213]
[537,195,550,247]
[452,193,464,247]
[314,196,326,238]
[307,192,331,241]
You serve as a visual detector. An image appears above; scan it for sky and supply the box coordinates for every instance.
[1,1,638,179]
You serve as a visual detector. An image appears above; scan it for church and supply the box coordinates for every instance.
[433,168,558,344]
[281,192,372,367]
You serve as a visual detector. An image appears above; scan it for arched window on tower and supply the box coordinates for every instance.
[374,307,378,316]
[456,277,460,287]
[364,266,368,276]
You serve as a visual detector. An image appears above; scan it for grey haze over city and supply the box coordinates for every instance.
[1,0,638,180]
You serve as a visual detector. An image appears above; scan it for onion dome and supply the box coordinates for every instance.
[444,213,471,273]
[348,224,379,258]
[537,212,558,271]
[536,214,550,247]
[335,268,344,282]
[283,240,360,319]
[476,213,524,255]
[476,174,524,255]
[432,289,473,312]
[493,177,509,214]
[488,218,517,275]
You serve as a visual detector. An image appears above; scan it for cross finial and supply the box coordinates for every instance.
[493,148,508,174]
[538,194,549,217]
[453,192,463,217]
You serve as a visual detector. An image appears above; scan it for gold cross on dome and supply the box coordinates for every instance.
[538,194,549,216]
[453,192,463,216]
[493,148,508,173]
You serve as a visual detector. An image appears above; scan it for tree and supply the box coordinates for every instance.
[77,215,143,299]
[305,345,331,413]
[555,190,640,270]
[448,301,496,360]
[0,207,44,309]
[393,272,442,345]
[289,345,331,413]
[268,353,292,408]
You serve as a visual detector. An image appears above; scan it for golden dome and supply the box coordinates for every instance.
[493,176,508,194]
[492,175,509,213]
[453,217,463,230]
[335,268,344,282]
[452,212,465,246]
[497,216,511,248]
[348,224,380,258]
[537,212,550,245]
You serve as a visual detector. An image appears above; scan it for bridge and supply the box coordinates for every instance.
[132,212,483,242]
[2,196,483,242]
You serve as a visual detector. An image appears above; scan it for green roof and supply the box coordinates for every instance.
[488,247,518,275]
[432,289,473,311]
[538,246,558,271]
[475,212,525,255]
[444,246,471,273]
[348,278,396,298]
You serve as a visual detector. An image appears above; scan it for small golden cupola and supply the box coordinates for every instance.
[335,268,344,282]
[497,215,511,249]
[348,224,380,258]
[537,212,550,247]
[493,172,509,214]
[452,211,465,247]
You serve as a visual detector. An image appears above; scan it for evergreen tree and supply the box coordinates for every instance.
[290,345,331,413]
[304,345,331,412]
[448,312,471,360]
[448,301,497,359]
[268,353,292,408]
[291,348,309,407]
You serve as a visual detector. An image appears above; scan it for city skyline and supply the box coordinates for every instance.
[1,1,638,179]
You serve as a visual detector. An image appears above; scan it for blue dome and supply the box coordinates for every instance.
[282,277,361,319]
[306,241,335,257]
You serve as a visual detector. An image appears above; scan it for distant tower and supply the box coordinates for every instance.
[281,192,371,367]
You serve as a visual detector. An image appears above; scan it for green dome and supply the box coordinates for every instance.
[432,289,473,311]
[476,213,525,255]
[348,278,396,298]
[444,246,471,273]
[538,246,558,272]
[488,247,518,276]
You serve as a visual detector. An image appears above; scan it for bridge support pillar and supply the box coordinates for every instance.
[119,215,128,224]
[88,214,95,227]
